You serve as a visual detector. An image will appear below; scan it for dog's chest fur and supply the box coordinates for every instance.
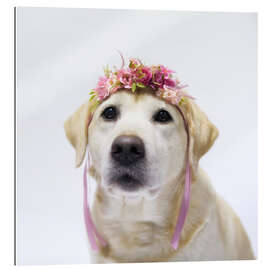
[91,169,222,263]
[92,189,176,262]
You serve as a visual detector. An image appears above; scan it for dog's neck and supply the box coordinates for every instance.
[91,168,214,262]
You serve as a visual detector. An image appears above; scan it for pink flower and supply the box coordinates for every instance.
[164,78,176,87]
[150,69,164,89]
[152,65,176,89]
[95,76,110,100]
[106,75,121,94]
[162,87,181,105]
[117,69,134,88]
[135,67,152,86]
[159,65,174,75]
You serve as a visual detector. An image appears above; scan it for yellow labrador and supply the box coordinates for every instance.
[64,89,254,263]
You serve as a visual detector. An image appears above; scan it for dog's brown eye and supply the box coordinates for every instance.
[101,106,118,120]
[154,109,172,123]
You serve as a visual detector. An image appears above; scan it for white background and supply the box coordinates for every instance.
[15,7,257,265]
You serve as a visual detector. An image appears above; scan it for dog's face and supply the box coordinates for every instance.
[65,89,218,199]
[88,90,187,198]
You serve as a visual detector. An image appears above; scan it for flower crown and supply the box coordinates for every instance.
[89,56,193,106]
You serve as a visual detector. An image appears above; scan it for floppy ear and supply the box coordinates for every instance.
[182,99,219,172]
[64,102,93,168]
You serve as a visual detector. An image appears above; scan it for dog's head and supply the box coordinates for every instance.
[64,89,218,198]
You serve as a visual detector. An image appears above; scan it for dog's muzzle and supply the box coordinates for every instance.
[109,135,146,191]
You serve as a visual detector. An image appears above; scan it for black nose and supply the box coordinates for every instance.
[111,135,145,166]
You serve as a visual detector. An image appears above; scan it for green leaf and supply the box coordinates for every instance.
[178,97,185,106]
[136,82,145,88]
[132,82,137,92]
[89,94,96,102]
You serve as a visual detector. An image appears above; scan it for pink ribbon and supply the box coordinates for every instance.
[171,106,191,250]
[170,162,191,250]
[83,152,107,251]
[83,106,191,251]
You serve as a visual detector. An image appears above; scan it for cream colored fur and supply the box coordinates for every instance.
[64,90,254,263]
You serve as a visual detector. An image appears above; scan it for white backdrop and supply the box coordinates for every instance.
[16,7,257,265]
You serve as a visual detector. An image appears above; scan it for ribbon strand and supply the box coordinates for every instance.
[170,162,191,250]
[170,106,191,250]
[83,151,107,251]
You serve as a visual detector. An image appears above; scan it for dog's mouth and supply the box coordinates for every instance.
[104,166,162,198]
[115,173,143,191]
[106,164,146,193]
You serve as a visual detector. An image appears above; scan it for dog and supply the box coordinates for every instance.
[64,88,254,263]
